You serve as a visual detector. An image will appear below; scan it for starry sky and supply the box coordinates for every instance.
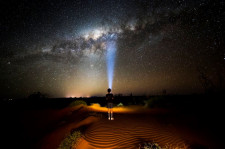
[0,0,224,98]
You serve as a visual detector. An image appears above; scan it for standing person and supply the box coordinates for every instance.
[106,88,114,120]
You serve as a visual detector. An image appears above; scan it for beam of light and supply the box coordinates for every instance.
[106,34,117,89]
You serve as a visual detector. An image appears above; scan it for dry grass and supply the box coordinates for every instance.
[139,142,189,149]
[164,143,189,149]
[69,100,87,107]
[58,130,82,149]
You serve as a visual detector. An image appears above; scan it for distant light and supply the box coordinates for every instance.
[66,94,81,98]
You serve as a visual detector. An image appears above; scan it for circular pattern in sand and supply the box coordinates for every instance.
[83,114,187,149]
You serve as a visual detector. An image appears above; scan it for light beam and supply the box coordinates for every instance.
[106,34,117,89]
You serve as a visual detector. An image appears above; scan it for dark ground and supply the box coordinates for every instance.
[1,94,225,149]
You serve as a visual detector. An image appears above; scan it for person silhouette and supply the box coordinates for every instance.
[106,88,114,120]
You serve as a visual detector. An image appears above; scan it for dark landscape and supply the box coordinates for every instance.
[1,0,225,148]
[1,93,225,148]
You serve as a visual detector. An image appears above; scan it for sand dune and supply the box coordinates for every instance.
[77,113,188,149]
[35,105,212,149]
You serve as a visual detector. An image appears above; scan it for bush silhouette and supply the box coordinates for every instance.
[69,100,87,107]
[144,96,165,108]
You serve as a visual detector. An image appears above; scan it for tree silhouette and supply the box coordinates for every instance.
[28,92,47,99]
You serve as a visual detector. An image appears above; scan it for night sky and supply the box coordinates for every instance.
[1,0,224,98]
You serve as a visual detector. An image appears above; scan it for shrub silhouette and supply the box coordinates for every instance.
[28,92,47,99]
[69,100,87,107]
[144,96,165,108]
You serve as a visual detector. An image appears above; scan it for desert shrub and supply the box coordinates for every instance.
[90,103,101,107]
[58,130,81,149]
[69,100,87,107]
[117,102,124,107]
[164,143,188,149]
[139,142,188,149]
[139,142,162,149]
[144,96,165,108]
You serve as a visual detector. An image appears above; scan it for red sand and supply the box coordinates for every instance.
[36,105,214,149]
[77,114,190,149]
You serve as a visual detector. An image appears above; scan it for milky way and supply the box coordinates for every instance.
[0,0,224,98]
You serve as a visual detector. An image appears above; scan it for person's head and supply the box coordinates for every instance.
[107,88,111,93]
